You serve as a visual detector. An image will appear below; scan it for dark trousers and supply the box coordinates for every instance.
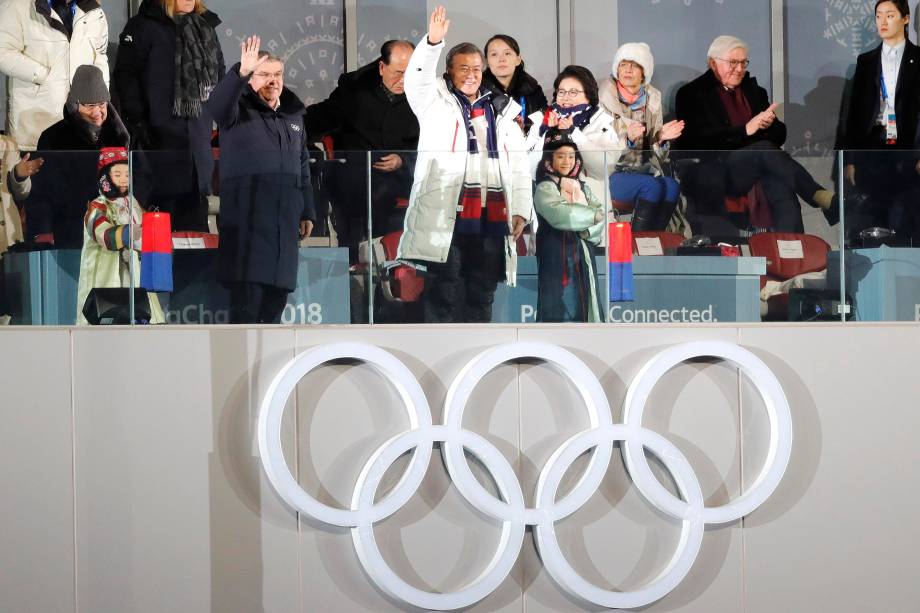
[423,233,505,323]
[146,150,210,232]
[327,153,412,263]
[847,136,920,241]
[682,141,823,232]
[228,282,289,324]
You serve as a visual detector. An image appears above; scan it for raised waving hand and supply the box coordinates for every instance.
[239,35,269,78]
[428,6,450,45]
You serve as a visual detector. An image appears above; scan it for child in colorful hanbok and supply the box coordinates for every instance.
[76,147,164,324]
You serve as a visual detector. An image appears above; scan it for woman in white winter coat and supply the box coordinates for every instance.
[527,64,622,205]
[0,0,109,150]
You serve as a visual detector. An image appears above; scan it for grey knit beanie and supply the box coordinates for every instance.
[67,65,110,105]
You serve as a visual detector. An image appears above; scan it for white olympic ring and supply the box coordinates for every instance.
[257,341,792,611]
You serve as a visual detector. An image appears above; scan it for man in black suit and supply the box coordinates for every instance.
[842,0,920,242]
[306,40,419,263]
[675,36,834,233]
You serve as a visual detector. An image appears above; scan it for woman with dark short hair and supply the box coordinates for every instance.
[482,34,547,132]
[527,65,622,206]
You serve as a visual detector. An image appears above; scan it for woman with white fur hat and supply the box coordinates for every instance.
[600,42,684,231]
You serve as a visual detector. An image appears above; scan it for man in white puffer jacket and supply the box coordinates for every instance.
[398,5,532,323]
[0,0,109,151]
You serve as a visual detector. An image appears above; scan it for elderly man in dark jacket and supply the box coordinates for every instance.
[675,35,834,233]
[306,39,418,262]
[23,64,151,247]
[206,36,316,324]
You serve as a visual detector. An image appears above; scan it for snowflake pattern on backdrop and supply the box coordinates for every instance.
[823,0,877,57]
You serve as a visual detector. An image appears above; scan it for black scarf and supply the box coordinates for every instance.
[172,13,221,118]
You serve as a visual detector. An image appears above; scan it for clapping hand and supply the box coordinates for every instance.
[428,6,450,45]
[13,152,43,181]
[239,35,268,78]
[658,119,684,143]
[626,122,647,143]
[746,102,778,136]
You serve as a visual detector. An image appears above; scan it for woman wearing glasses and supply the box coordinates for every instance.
[528,65,621,206]
[675,35,834,233]
[601,42,684,231]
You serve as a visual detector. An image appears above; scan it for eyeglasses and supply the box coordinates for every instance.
[78,102,107,110]
[715,57,750,70]
[455,65,482,76]
[254,71,284,79]
[556,89,585,98]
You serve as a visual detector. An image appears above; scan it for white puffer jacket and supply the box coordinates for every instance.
[526,104,622,205]
[397,36,533,286]
[0,0,109,150]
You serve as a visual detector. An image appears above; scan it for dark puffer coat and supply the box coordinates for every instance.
[482,67,548,131]
[305,59,419,153]
[113,0,224,196]
[28,103,152,248]
[206,64,316,291]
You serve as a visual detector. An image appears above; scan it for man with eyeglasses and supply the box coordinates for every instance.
[0,0,109,152]
[396,6,532,323]
[205,36,316,324]
[20,64,152,247]
[675,35,835,233]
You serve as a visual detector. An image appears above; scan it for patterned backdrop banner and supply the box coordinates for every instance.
[617,0,774,118]
[217,0,345,106]
[355,0,426,67]
[785,0,919,157]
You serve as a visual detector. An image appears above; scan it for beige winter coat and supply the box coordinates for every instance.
[0,135,30,253]
[599,78,670,175]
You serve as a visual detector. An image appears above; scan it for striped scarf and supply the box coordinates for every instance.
[450,86,509,237]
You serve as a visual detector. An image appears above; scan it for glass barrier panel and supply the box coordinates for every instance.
[835,149,920,323]
[352,146,855,325]
[367,147,553,324]
[121,148,358,326]
[365,149,421,324]
[603,147,841,324]
[0,145,857,327]
[2,150,134,326]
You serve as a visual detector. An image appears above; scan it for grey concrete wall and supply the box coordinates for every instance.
[1,324,919,612]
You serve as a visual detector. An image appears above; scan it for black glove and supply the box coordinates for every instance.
[129,121,156,150]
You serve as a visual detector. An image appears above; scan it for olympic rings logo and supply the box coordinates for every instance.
[258,341,792,610]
